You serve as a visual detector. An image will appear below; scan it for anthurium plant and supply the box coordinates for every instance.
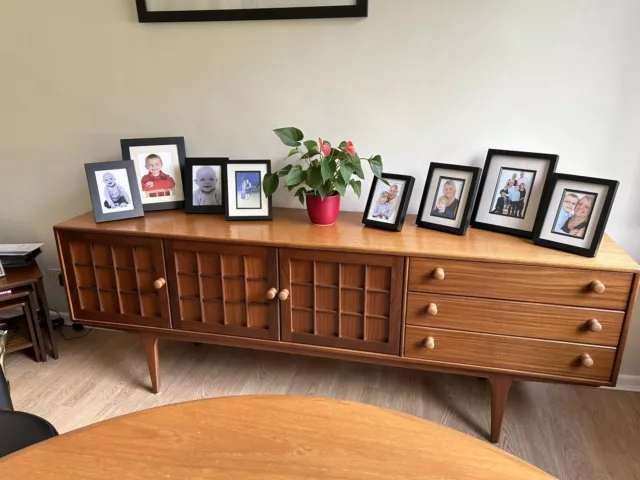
[262,127,385,205]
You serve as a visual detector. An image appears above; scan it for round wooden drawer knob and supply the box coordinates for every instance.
[427,303,438,316]
[580,353,594,368]
[432,268,445,281]
[590,280,605,294]
[266,288,278,300]
[278,289,290,301]
[424,337,435,350]
[153,278,166,289]
[587,319,602,333]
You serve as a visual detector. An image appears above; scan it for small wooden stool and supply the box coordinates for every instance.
[0,291,43,362]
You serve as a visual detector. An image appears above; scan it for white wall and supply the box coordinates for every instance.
[1,0,639,374]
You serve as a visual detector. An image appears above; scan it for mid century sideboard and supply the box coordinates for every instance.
[54,208,639,442]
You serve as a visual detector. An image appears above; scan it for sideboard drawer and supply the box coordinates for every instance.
[406,292,624,346]
[408,258,632,310]
[405,326,616,382]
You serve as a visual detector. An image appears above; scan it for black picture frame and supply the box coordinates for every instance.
[121,136,187,212]
[471,149,559,238]
[135,0,368,23]
[533,174,619,257]
[416,163,482,236]
[361,173,415,232]
[184,158,228,215]
[224,160,273,221]
[84,161,144,223]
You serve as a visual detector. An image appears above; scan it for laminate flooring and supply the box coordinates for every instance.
[5,328,640,479]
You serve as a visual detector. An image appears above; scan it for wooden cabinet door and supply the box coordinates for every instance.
[57,231,171,328]
[166,240,279,340]
[280,248,404,355]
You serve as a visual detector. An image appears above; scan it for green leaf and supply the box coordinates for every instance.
[368,155,383,178]
[316,183,330,200]
[321,157,333,181]
[306,165,324,191]
[273,127,304,147]
[352,156,365,179]
[350,179,362,198]
[338,141,348,150]
[262,173,280,197]
[294,187,307,205]
[285,148,299,159]
[335,176,347,196]
[285,165,305,187]
[303,140,318,152]
[340,162,355,184]
[278,164,293,177]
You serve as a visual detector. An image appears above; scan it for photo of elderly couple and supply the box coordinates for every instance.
[368,182,403,223]
[551,189,596,240]
[489,168,536,219]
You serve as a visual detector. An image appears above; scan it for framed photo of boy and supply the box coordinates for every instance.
[84,161,144,223]
[121,137,187,212]
[224,160,272,221]
[471,149,559,238]
[184,158,228,215]
[416,163,482,235]
[362,173,414,232]
[533,174,619,257]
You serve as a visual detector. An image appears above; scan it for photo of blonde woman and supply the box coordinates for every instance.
[551,190,597,240]
[430,177,465,220]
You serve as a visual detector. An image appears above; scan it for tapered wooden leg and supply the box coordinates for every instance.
[139,333,160,394]
[488,374,513,443]
[36,279,59,359]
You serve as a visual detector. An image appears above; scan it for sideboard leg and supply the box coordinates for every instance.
[488,374,513,443]
[139,333,160,394]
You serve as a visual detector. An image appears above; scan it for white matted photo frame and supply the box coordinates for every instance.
[84,161,144,223]
[121,137,187,212]
[471,149,559,238]
[416,163,482,236]
[184,158,228,215]
[533,174,619,257]
[225,160,272,221]
[362,173,415,232]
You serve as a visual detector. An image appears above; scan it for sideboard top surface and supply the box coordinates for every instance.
[54,209,639,273]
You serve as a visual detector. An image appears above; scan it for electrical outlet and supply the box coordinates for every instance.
[46,268,63,287]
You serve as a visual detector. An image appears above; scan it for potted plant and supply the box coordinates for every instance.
[263,127,385,225]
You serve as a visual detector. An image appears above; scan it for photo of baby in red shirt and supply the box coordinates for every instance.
[140,154,176,197]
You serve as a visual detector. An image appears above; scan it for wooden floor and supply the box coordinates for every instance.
[6,328,640,480]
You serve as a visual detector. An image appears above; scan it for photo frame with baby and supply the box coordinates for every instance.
[416,163,482,235]
[224,160,272,221]
[84,161,144,223]
[362,173,415,232]
[121,137,187,212]
[184,158,228,215]
[533,174,619,257]
[471,149,559,238]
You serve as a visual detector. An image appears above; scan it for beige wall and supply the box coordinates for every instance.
[1,0,639,374]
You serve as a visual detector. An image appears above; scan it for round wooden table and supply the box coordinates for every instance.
[1,396,553,479]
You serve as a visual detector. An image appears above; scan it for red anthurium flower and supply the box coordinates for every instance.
[345,141,356,155]
[318,137,332,156]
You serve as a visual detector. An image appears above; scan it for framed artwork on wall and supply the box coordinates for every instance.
[136,0,368,23]
[471,149,558,238]
[533,174,619,257]
[84,161,144,223]
[184,158,228,215]
[224,160,272,221]
[416,163,482,236]
[361,173,415,232]
[121,137,187,212]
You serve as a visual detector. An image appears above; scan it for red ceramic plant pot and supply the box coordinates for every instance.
[306,194,341,226]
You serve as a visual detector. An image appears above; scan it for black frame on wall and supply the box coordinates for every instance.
[135,0,368,23]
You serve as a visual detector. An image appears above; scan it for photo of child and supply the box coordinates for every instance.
[94,169,134,214]
[551,189,597,240]
[139,153,176,198]
[192,165,222,206]
[430,176,465,220]
[489,167,537,219]
[235,171,261,209]
[366,180,405,224]
[372,191,393,220]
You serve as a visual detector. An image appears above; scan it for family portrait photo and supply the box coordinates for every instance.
[430,176,465,220]
[489,167,537,219]
[362,173,414,232]
[192,165,222,206]
[367,180,404,223]
[85,161,144,223]
[95,169,135,214]
[235,171,262,210]
[551,189,597,240]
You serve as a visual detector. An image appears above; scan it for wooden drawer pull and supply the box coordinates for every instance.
[266,288,278,300]
[278,289,290,301]
[153,278,166,289]
[423,337,435,350]
[580,353,594,367]
[590,280,606,294]
[432,268,445,281]
[427,303,438,316]
[587,318,602,333]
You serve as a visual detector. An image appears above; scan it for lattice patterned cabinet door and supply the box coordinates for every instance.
[165,240,279,340]
[280,249,404,355]
[56,231,171,328]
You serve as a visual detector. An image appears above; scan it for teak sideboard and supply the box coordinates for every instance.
[54,208,640,442]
